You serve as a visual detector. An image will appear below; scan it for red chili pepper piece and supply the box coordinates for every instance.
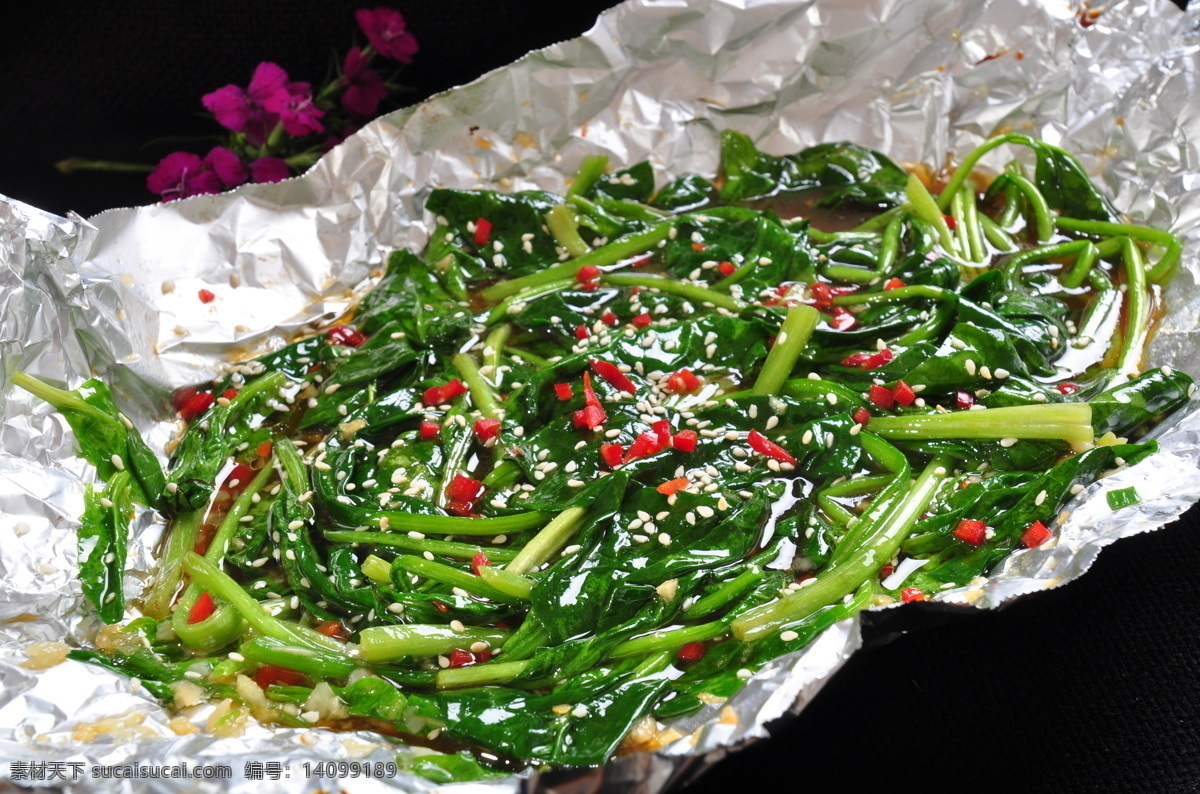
[624,432,660,463]
[809,283,857,311]
[446,475,485,503]
[691,242,707,251]
[473,217,492,246]
[590,359,637,393]
[256,441,274,458]
[953,519,987,546]
[601,310,620,327]
[747,429,798,466]
[868,385,895,409]
[222,388,239,400]
[631,313,653,328]
[327,326,366,348]
[432,600,449,613]
[581,371,602,408]
[422,379,467,406]
[892,381,917,407]
[1056,382,1079,395]
[600,443,625,468]
[829,307,857,331]
[955,389,975,410]
[576,265,602,283]
[471,552,492,576]
[554,383,573,401]
[198,289,216,303]
[447,649,476,669]
[664,368,702,394]
[900,587,926,603]
[188,592,216,625]
[676,642,706,662]
[222,463,255,492]
[179,391,216,420]
[474,418,501,442]
[447,499,480,518]
[840,349,894,369]
[717,261,737,276]
[880,562,896,579]
[475,649,492,663]
[1021,520,1052,548]
[652,419,673,450]
[672,430,698,452]
[315,620,350,641]
[943,214,958,230]
[254,665,304,689]
[657,477,690,496]
[573,404,607,430]
[575,324,590,341]
[853,407,871,425]
[172,386,199,412]
[419,420,441,439]
[579,279,599,292]
[883,277,906,290]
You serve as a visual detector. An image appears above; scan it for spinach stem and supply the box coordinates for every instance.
[608,621,728,659]
[565,154,608,198]
[452,353,501,419]
[505,506,587,575]
[481,221,674,302]
[368,510,551,536]
[599,273,744,312]
[751,305,820,395]
[546,204,592,259]
[358,624,511,662]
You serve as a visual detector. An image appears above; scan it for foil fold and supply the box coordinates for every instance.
[2,0,1199,791]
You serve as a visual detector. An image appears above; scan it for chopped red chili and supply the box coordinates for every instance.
[473,217,492,246]
[747,429,798,466]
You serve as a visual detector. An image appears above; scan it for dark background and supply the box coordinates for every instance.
[1,2,1198,792]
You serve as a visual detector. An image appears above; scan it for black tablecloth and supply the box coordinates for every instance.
[1,2,1196,791]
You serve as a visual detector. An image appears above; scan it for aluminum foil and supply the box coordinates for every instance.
[2,0,1200,791]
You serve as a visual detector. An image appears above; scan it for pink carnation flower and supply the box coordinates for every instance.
[147,152,222,201]
[262,80,325,137]
[201,62,291,145]
[340,48,389,119]
[356,7,418,63]
[203,147,248,188]
[250,157,291,184]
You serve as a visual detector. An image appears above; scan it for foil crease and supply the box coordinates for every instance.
[2,0,1199,791]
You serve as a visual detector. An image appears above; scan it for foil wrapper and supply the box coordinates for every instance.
[2,0,1200,791]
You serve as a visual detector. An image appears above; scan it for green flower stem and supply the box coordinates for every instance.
[950,190,971,259]
[750,305,820,396]
[504,506,587,575]
[358,624,511,662]
[452,353,501,420]
[1056,216,1183,285]
[367,511,551,536]
[436,660,529,689]
[906,173,957,254]
[681,566,764,620]
[869,403,1094,443]
[600,272,744,312]
[545,204,593,259]
[565,155,609,198]
[182,552,342,653]
[480,221,674,302]
[585,194,669,221]
[327,531,520,562]
[1117,237,1150,378]
[962,186,986,263]
[818,496,857,527]
[55,158,155,175]
[937,132,1035,211]
[607,621,728,659]
[733,454,951,642]
[879,216,902,273]
[850,205,904,233]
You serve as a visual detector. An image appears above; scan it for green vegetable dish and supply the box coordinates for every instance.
[14,131,1195,775]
